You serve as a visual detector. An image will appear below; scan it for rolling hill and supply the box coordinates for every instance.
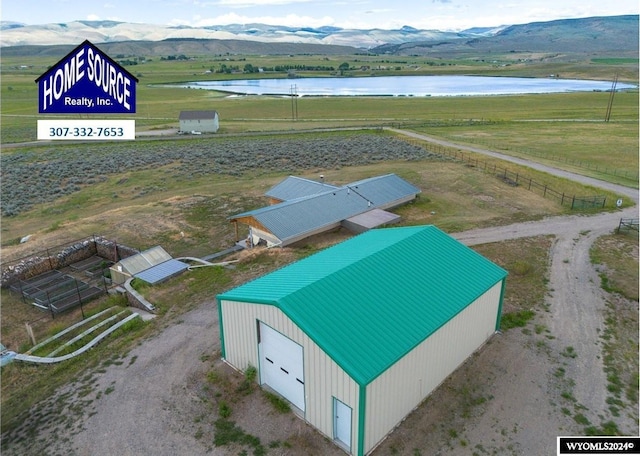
[371,15,639,57]
[0,15,637,59]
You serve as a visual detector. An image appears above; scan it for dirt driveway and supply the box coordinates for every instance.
[2,133,637,456]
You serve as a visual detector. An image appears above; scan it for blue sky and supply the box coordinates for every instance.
[2,0,638,30]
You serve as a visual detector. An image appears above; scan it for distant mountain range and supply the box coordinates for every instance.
[0,20,502,49]
[1,15,637,57]
[374,15,639,56]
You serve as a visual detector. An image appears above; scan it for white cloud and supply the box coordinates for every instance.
[86,14,102,21]
[187,12,336,27]
[214,0,313,7]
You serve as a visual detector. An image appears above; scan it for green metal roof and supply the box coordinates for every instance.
[217,225,507,386]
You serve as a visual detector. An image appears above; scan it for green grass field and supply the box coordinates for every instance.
[0,49,638,445]
[1,51,637,243]
[2,50,638,140]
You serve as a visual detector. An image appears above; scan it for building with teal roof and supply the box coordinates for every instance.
[217,225,507,455]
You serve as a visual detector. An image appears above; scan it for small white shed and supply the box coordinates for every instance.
[179,110,219,133]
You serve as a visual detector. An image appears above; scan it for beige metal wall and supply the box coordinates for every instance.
[220,300,361,455]
[364,281,504,453]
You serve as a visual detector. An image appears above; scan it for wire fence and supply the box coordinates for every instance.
[405,139,607,210]
[434,135,639,182]
[617,218,639,234]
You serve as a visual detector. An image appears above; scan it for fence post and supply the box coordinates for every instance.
[75,278,85,319]
[18,279,26,304]
[602,197,606,208]
[528,177,532,190]
[571,196,575,209]
[47,248,54,271]
[543,185,547,197]
[47,291,55,319]
[561,193,565,206]
[25,322,36,346]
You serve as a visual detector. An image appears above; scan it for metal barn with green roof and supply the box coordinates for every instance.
[217,225,507,455]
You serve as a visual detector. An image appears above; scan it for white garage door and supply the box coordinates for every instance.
[258,322,305,411]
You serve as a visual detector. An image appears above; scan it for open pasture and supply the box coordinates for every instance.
[417,113,639,186]
[1,49,637,139]
[1,49,637,191]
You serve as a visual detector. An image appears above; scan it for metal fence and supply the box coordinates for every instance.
[10,270,107,317]
[409,127,639,183]
[409,140,607,210]
[617,218,639,234]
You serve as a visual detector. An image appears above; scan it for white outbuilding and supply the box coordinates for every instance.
[179,110,219,133]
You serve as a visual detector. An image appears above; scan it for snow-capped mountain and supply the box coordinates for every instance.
[0,20,501,48]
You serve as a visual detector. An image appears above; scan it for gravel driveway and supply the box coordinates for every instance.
[3,131,637,456]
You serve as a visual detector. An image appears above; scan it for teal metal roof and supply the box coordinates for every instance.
[217,225,507,386]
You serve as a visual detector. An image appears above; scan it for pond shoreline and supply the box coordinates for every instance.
[176,75,637,97]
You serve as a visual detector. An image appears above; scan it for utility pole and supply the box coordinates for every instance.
[290,84,298,121]
[605,73,618,122]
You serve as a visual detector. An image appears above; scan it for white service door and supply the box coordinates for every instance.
[258,322,305,411]
[334,398,352,449]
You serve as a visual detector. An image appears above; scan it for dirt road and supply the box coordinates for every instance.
[2,131,637,456]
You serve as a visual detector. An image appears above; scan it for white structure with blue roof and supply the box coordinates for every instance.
[230,174,421,247]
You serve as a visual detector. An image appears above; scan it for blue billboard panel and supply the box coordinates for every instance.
[36,40,138,114]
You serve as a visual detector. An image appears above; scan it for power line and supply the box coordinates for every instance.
[290,84,298,121]
[605,73,618,122]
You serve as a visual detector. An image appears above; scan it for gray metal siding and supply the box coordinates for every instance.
[265,176,338,202]
[254,188,370,244]
[232,174,420,246]
[347,174,420,207]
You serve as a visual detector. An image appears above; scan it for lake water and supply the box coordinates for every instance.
[179,75,635,97]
